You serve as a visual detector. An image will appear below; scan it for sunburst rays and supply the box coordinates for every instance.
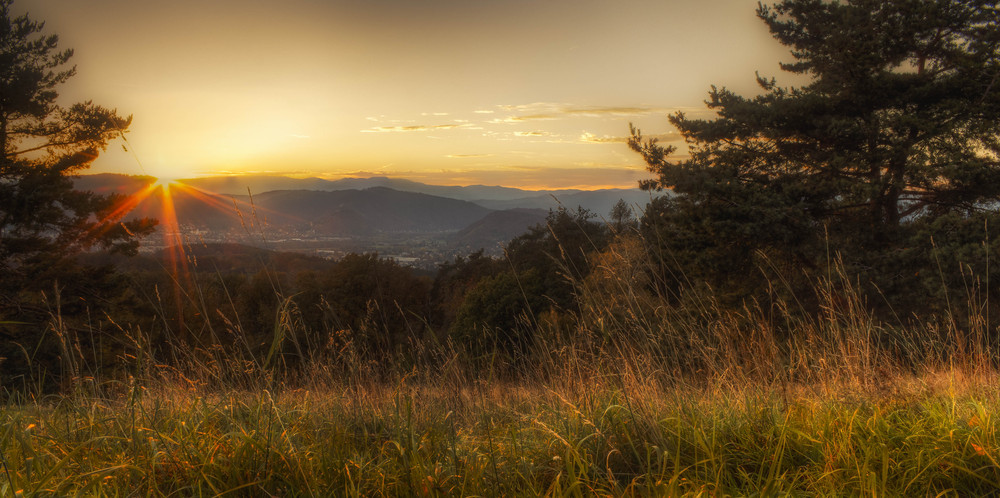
[92,176,284,339]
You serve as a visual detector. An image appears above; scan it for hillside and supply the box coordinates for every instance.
[472,188,656,215]
[71,174,662,260]
[74,174,653,214]
[111,184,493,235]
[450,208,548,254]
[247,187,493,234]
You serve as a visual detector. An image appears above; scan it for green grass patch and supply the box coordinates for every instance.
[2,373,1000,496]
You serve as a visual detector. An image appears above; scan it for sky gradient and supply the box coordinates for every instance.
[23,0,796,189]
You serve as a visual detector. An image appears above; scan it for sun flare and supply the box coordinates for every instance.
[151,177,181,191]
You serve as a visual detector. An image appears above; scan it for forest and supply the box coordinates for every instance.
[3,0,1000,495]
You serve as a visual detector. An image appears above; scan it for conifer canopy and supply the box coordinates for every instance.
[631,0,1000,308]
[0,0,155,309]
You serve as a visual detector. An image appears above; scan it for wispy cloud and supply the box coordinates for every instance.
[365,103,675,132]
[361,123,474,133]
[580,133,626,144]
[399,164,656,190]
[488,116,533,124]
[580,131,679,144]
[492,103,669,123]
[498,102,560,112]
[514,131,550,137]
[446,153,493,158]
[564,106,659,117]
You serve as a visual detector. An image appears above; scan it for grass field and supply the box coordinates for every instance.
[5,244,1000,495]
[2,367,1000,496]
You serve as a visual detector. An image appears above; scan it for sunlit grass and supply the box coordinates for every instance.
[3,373,1000,495]
[15,220,1000,494]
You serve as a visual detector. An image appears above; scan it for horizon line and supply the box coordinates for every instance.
[78,172,645,192]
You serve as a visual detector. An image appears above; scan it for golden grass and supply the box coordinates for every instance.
[6,233,1000,494]
[3,365,1000,496]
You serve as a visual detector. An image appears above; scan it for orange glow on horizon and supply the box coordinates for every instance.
[151,177,181,191]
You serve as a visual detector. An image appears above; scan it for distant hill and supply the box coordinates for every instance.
[472,189,656,215]
[74,174,656,214]
[72,174,663,256]
[450,208,548,254]
[183,175,584,202]
[248,188,492,234]
[83,180,492,236]
[74,173,155,195]
[183,175,336,195]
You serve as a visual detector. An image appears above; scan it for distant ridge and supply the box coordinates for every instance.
[73,173,155,195]
[450,208,548,255]
[95,183,493,235]
[248,187,492,234]
[75,173,656,214]
[72,174,666,259]
[183,175,585,202]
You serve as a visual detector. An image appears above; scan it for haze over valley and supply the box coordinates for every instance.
[75,174,654,268]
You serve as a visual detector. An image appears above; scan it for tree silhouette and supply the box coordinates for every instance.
[0,0,155,382]
[609,198,637,234]
[631,0,1000,311]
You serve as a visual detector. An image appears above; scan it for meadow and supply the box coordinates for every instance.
[3,248,1000,496]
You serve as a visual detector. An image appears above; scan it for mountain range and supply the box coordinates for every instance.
[75,174,654,214]
[74,174,658,256]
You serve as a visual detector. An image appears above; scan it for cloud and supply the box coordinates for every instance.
[488,116,529,124]
[514,131,550,137]
[446,153,493,158]
[580,131,679,144]
[498,102,561,112]
[398,164,656,190]
[580,133,626,144]
[491,104,670,124]
[473,110,494,114]
[565,106,657,116]
[361,123,474,133]
[504,114,561,122]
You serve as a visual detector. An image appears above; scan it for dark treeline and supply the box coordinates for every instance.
[5,190,999,390]
[0,205,628,388]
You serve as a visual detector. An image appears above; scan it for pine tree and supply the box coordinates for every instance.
[631,0,1000,309]
[0,0,155,380]
[609,198,637,234]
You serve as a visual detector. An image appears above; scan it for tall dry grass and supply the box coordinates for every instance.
[2,228,1000,494]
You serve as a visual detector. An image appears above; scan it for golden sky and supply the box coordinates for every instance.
[24,0,794,189]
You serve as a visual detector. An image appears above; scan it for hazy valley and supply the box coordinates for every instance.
[75,173,653,268]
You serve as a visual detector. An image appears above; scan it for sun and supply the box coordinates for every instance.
[151,177,181,191]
